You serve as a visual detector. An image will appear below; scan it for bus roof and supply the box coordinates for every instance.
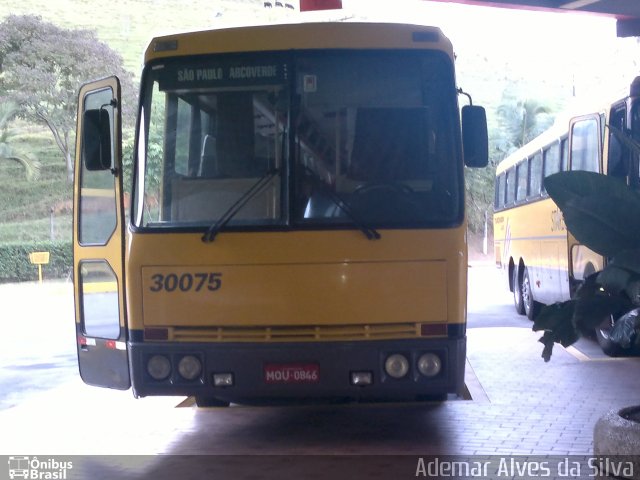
[495,122,568,175]
[494,83,640,176]
[144,22,451,64]
[495,96,618,175]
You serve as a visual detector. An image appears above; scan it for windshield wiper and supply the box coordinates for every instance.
[324,187,381,240]
[202,168,280,243]
[303,167,380,240]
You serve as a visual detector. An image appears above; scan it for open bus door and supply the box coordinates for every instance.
[73,77,130,390]
[566,113,605,294]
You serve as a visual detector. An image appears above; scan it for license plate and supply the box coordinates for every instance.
[264,363,320,384]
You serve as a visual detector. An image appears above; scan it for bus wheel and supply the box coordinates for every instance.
[596,315,623,357]
[522,268,540,320]
[513,267,525,315]
[195,396,230,408]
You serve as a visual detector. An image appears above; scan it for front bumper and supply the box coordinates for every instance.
[130,336,466,403]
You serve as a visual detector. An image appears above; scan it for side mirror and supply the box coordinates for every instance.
[83,108,112,171]
[462,105,488,168]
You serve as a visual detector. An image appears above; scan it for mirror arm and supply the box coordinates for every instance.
[457,87,473,106]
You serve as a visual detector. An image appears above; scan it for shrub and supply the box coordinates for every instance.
[0,241,72,282]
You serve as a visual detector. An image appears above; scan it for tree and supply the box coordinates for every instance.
[464,86,557,235]
[0,100,40,180]
[0,15,135,182]
[465,162,495,235]
[496,90,555,155]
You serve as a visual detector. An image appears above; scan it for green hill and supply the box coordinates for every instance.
[0,0,270,245]
[0,0,265,75]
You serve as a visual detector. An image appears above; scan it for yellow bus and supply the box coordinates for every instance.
[493,80,640,354]
[74,22,488,406]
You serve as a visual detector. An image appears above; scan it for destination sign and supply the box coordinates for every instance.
[157,58,287,90]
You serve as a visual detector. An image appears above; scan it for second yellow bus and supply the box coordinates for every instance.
[494,80,640,354]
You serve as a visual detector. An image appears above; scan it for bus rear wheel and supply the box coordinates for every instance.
[522,268,540,320]
[513,267,525,315]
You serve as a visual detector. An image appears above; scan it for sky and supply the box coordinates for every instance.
[272,0,640,111]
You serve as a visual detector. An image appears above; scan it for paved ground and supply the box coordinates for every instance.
[1,265,639,479]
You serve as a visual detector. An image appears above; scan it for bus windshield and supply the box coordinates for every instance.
[134,50,461,231]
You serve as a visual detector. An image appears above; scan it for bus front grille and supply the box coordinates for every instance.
[168,322,427,342]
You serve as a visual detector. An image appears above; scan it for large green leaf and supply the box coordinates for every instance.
[544,171,640,211]
[573,293,629,330]
[538,332,557,363]
[597,265,633,295]
[560,194,640,257]
[532,300,575,332]
[610,249,640,275]
[572,274,624,330]
[533,301,579,362]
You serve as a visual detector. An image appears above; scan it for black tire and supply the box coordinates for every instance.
[522,267,541,320]
[513,267,525,315]
[596,315,624,357]
[195,396,230,408]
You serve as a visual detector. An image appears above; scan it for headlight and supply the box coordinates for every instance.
[417,353,442,377]
[147,355,171,380]
[178,355,202,380]
[384,354,409,379]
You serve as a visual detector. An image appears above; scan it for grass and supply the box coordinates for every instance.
[0,0,278,245]
[0,119,71,243]
[0,216,71,243]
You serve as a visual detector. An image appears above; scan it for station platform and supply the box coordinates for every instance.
[2,326,639,479]
[1,267,639,479]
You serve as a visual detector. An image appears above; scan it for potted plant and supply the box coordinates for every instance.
[533,169,640,362]
[532,135,640,477]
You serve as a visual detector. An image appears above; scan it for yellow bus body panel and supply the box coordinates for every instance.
[494,195,602,304]
[141,261,446,327]
[494,197,567,271]
[126,227,467,340]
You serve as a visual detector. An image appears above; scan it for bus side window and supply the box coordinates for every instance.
[607,105,628,179]
[560,137,568,171]
[528,152,542,198]
[173,96,194,177]
[506,168,516,206]
[502,173,508,207]
[495,173,505,210]
[570,118,600,173]
[542,142,560,194]
[516,160,528,202]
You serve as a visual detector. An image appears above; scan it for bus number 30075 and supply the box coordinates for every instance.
[149,273,222,293]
